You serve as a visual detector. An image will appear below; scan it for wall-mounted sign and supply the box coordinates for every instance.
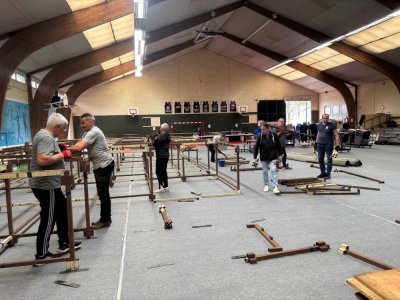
[202,101,209,112]
[164,102,172,113]
[174,102,181,113]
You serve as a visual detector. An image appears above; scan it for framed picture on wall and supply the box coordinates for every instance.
[332,105,339,116]
[324,106,331,114]
[211,101,218,112]
[174,101,182,113]
[164,102,172,113]
[341,104,347,115]
[221,101,228,112]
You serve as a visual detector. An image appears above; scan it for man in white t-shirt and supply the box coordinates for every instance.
[70,113,114,229]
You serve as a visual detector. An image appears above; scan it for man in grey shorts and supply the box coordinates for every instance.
[70,113,114,229]
[30,112,81,264]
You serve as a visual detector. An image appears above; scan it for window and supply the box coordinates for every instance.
[15,73,26,84]
[286,100,311,125]
[31,81,39,89]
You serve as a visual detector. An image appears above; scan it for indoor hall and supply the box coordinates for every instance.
[1,1,400,299]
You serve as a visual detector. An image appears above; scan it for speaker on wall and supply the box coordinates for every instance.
[257,100,286,122]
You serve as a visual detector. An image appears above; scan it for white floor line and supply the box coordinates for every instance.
[336,201,398,225]
[115,183,132,300]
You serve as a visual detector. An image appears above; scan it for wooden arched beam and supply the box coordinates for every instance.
[223,33,357,125]
[0,0,132,128]
[54,61,134,140]
[31,40,133,135]
[245,2,400,93]
[67,62,134,105]
[29,2,243,134]
[62,40,196,139]
[374,0,400,10]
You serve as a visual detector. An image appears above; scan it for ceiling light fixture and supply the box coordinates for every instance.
[265,8,400,73]
[134,0,148,77]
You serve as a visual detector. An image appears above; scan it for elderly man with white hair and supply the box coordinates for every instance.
[30,112,81,265]
[150,123,171,193]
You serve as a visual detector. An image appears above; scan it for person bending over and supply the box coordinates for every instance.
[206,132,226,163]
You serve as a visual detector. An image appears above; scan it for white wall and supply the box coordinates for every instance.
[74,49,318,116]
[319,80,400,124]
[357,80,400,116]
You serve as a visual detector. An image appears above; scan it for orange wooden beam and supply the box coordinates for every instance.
[0,0,133,128]
[30,40,133,135]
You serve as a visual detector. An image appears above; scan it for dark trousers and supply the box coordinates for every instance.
[156,157,169,188]
[280,146,287,167]
[93,161,114,222]
[207,145,216,162]
[32,188,69,257]
[317,143,333,174]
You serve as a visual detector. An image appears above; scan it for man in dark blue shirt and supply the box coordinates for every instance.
[316,114,340,179]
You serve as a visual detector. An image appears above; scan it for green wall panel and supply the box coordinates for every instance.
[73,113,257,138]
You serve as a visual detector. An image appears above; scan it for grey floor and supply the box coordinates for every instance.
[0,144,399,300]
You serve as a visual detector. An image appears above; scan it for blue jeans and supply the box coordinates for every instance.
[261,160,278,188]
[317,143,333,174]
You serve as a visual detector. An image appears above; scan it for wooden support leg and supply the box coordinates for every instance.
[338,244,394,270]
[158,205,173,229]
[245,241,329,264]
[246,224,283,252]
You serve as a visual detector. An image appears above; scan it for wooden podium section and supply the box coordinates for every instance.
[347,269,400,299]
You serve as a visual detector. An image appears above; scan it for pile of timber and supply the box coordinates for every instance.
[278,177,373,195]
[221,156,249,165]
[295,182,360,195]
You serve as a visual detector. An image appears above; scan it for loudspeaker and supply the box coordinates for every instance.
[257,100,286,122]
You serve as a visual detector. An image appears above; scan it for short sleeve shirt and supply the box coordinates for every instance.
[272,127,286,145]
[318,122,336,145]
[82,126,113,170]
[29,129,65,189]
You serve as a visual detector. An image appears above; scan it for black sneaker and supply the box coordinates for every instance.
[317,173,327,178]
[325,173,331,179]
[57,241,82,254]
[34,252,56,267]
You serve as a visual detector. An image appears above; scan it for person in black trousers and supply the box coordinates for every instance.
[69,113,114,229]
[30,113,81,264]
[151,123,171,192]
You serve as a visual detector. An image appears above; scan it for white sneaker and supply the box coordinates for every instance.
[263,186,269,192]
[155,187,169,193]
[273,187,280,194]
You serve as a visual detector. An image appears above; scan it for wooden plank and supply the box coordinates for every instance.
[347,278,383,300]
[347,269,400,300]
[0,169,64,180]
